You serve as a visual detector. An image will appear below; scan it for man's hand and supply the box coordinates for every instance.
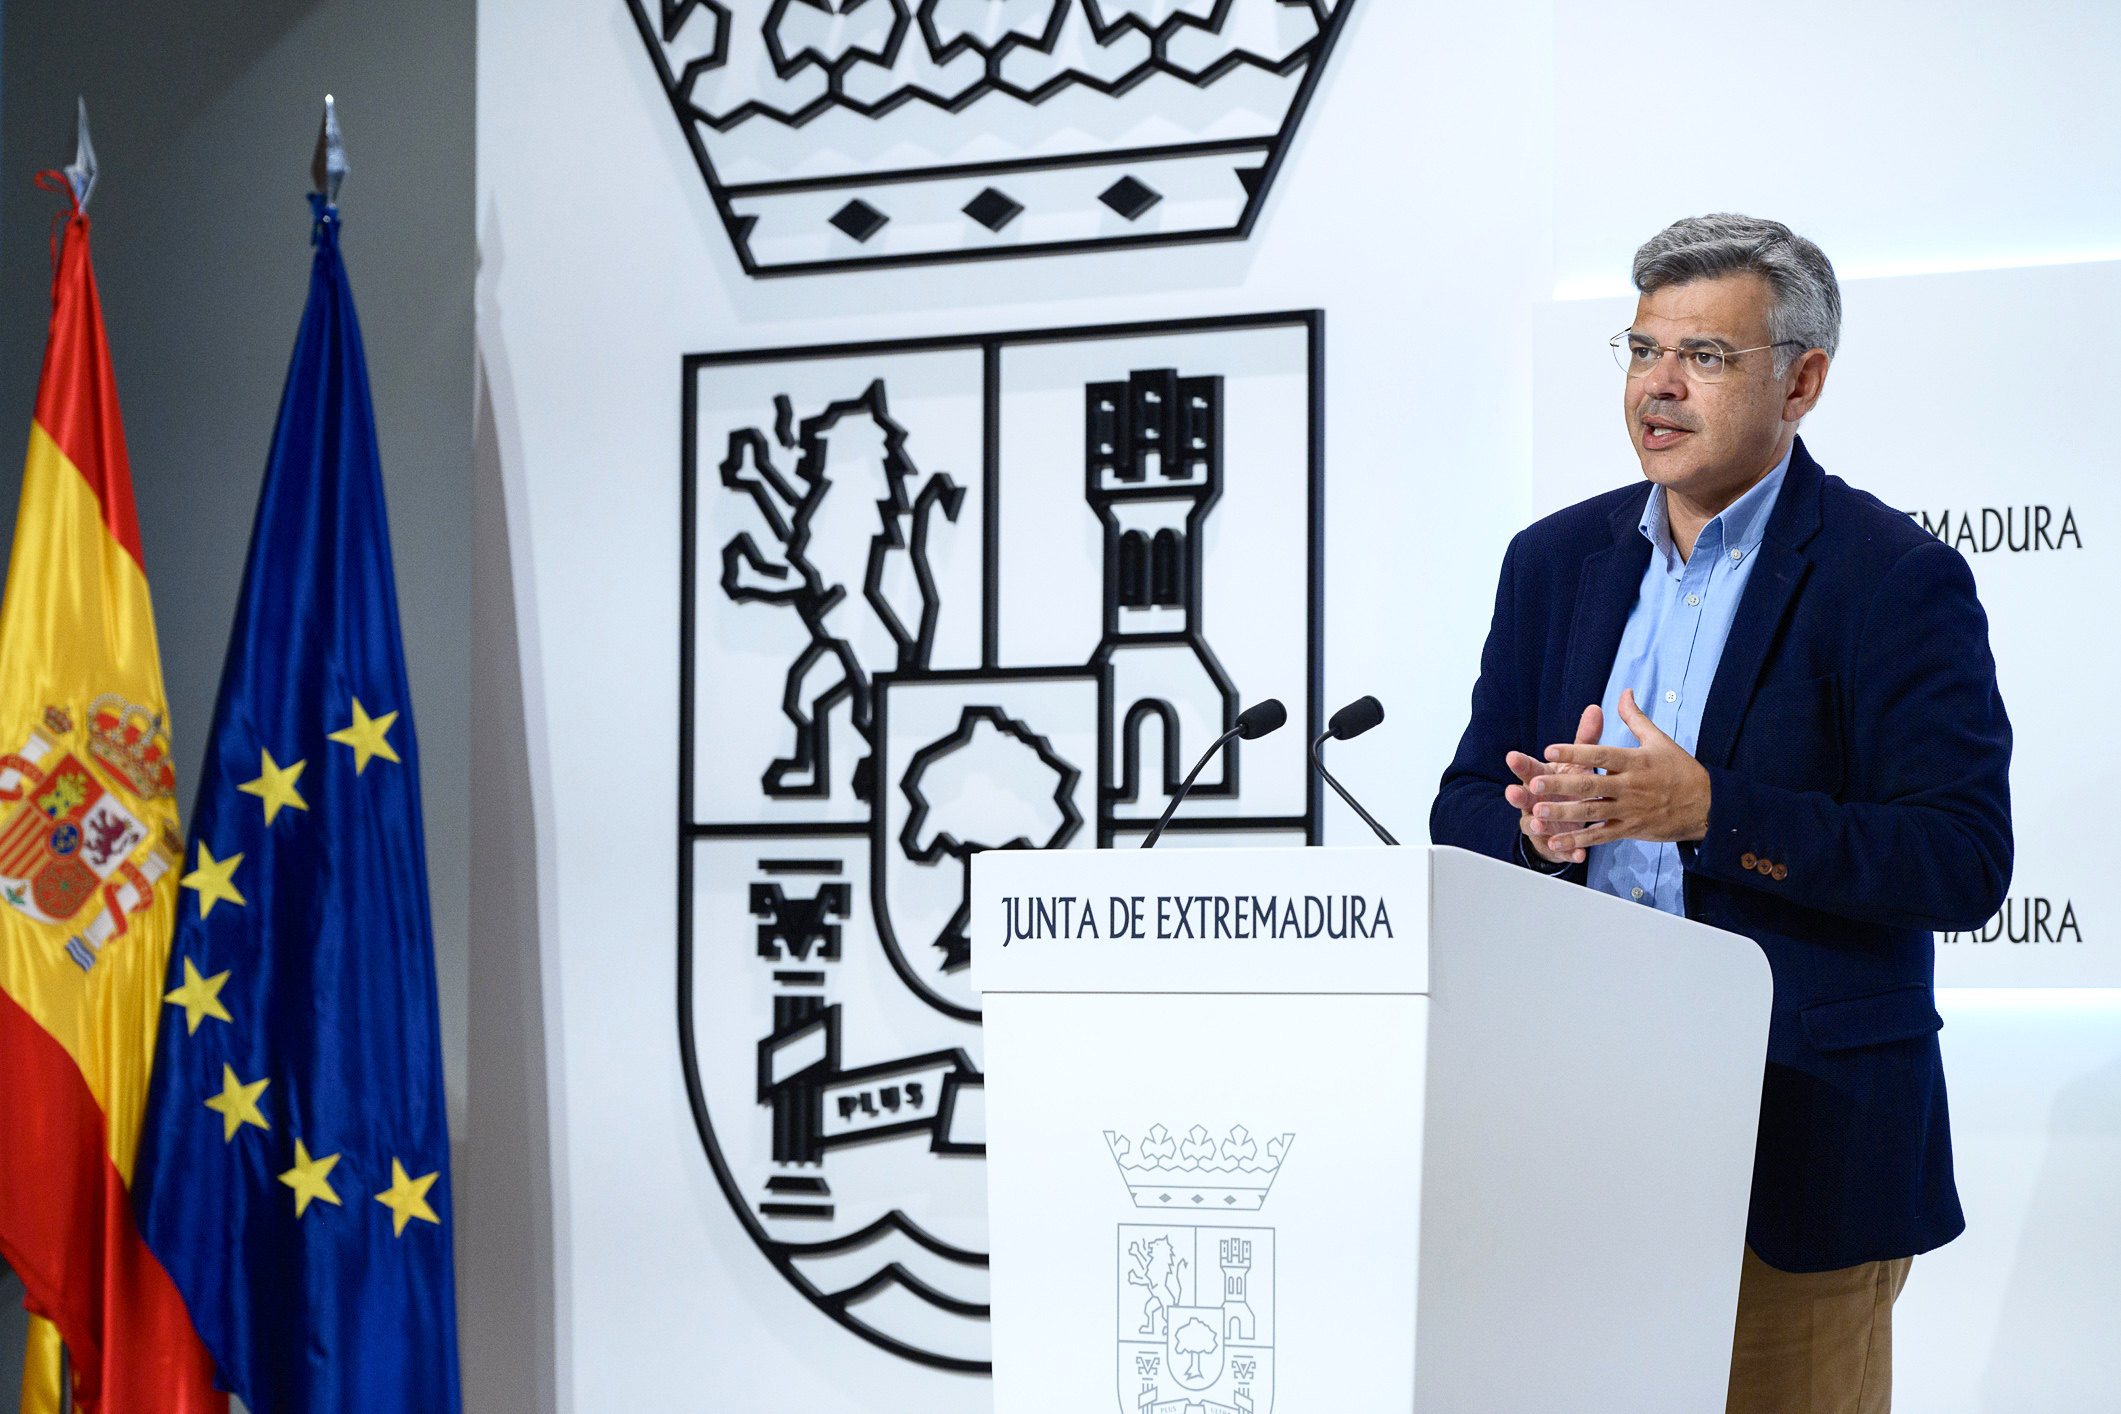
[1505,703,1604,865]
[1529,689,1712,853]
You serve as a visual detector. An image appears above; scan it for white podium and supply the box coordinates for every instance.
[972,844,1772,1414]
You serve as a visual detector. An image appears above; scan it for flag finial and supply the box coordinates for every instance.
[65,96,97,210]
[311,94,348,208]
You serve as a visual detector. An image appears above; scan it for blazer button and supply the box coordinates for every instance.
[1755,858,1774,876]
[1740,852,1758,870]
[1771,864,1788,881]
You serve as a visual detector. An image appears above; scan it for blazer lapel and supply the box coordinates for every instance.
[1694,438,1826,768]
[1560,490,1654,726]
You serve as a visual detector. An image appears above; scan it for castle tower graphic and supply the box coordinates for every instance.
[1085,368,1240,828]
[1219,1236,1256,1342]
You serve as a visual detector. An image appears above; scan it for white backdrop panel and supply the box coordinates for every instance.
[1896,990,2121,1412]
[1550,3,2121,295]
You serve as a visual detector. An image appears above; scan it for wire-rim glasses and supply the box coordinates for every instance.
[1610,330,1804,383]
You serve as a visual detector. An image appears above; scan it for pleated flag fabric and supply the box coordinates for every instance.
[0,180,226,1414]
[129,194,463,1414]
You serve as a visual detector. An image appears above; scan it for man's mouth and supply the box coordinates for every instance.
[1640,417,1692,451]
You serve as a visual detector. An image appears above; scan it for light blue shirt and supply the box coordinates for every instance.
[1585,447,1791,915]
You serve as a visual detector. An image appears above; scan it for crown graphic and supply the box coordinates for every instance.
[627,0,1357,275]
[87,693,176,801]
[1105,1123,1292,1211]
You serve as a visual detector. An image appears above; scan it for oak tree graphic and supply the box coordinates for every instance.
[1173,1317,1219,1380]
[900,706,1082,972]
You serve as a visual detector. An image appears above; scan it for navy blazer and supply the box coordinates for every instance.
[1431,437,2012,1272]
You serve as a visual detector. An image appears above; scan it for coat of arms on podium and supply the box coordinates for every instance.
[1109,1123,1287,1414]
[680,314,1322,1371]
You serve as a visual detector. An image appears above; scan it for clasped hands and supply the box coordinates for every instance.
[1505,690,1712,866]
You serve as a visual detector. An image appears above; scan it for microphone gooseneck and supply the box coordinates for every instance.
[1313,695,1399,846]
[1140,699,1286,849]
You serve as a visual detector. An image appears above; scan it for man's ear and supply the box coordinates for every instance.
[1783,348,1831,423]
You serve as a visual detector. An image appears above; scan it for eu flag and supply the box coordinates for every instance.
[130,192,462,1413]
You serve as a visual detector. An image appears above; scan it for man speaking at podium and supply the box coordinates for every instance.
[1431,215,2013,1413]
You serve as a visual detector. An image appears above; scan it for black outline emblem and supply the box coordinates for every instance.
[679,310,1325,1370]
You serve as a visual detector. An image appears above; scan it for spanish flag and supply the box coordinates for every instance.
[0,182,223,1410]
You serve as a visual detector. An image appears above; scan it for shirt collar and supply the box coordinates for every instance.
[1639,443,1793,574]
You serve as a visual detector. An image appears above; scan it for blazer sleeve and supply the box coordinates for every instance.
[1430,536,1584,877]
[1686,539,2013,931]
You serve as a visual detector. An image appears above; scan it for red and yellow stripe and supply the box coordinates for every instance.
[0,207,221,1412]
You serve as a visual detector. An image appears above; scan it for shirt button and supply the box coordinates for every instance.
[1730,549,1743,562]
[1631,887,1645,900]
[1686,593,1700,606]
[1664,690,1677,703]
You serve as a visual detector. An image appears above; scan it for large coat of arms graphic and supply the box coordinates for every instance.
[680,313,1322,1369]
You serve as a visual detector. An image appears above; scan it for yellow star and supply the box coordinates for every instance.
[374,1158,441,1236]
[328,698,400,775]
[278,1139,343,1218]
[202,1063,270,1141]
[162,957,233,1034]
[238,749,308,824]
[179,842,246,919]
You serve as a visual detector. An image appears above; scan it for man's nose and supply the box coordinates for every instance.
[1642,350,1689,400]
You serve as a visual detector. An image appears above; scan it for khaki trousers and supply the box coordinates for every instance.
[1726,1245,1912,1413]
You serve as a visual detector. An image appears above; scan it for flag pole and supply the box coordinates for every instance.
[65,96,97,210]
[50,91,93,1414]
[312,93,348,207]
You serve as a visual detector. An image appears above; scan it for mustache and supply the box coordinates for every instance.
[1635,397,1701,430]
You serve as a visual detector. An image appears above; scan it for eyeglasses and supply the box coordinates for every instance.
[1609,331,1804,383]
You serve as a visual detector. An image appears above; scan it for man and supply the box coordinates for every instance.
[1431,214,2012,1413]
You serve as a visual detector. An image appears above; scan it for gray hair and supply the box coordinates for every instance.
[1632,214,1841,374]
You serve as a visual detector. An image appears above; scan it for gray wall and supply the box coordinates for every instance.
[0,1266,20,1413]
[0,0,474,1400]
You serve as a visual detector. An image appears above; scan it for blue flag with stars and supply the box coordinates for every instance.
[131,194,462,1413]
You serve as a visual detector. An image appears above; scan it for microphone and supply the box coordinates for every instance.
[1312,695,1399,846]
[1140,699,1286,848]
